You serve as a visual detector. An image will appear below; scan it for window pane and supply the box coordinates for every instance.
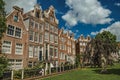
[50,46,53,57]
[29,45,33,58]
[29,31,34,41]
[39,34,42,43]
[15,43,22,54]
[14,15,18,22]
[2,41,11,54]
[45,22,49,30]
[34,32,38,42]
[45,32,49,41]
[30,20,34,28]
[15,27,21,38]
[34,46,38,57]
[7,25,14,36]
[50,34,54,42]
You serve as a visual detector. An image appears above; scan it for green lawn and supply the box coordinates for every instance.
[41,63,120,80]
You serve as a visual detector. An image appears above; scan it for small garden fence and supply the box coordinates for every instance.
[1,65,76,80]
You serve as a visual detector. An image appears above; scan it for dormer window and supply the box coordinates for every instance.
[35,12,39,18]
[14,15,18,22]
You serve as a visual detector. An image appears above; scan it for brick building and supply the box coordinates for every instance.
[76,34,91,64]
[76,34,91,55]
[1,6,27,69]
[59,29,76,65]
[1,4,76,70]
[23,4,59,68]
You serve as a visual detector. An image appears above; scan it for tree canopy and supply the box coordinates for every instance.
[0,0,6,40]
[0,0,8,77]
[85,31,118,68]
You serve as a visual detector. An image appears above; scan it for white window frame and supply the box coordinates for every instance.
[39,34,43,44]
[15,43,23,55]
[34,46,38,57]
[50,34,54,43]
[45,32,49,41]
[54,48,58,58]
[45,22,49,30]
[34,32,39,42]
[29,45,34,58]
[2,40,12,54]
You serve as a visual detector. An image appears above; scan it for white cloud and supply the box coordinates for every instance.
[62,0,112,26]
[91,32,98,35]
[91,21,120,41]
[4,0,37,13]
[115,3,120,6]
[55,9,64,14]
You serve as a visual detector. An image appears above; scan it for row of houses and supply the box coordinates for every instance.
[1,4,90,70]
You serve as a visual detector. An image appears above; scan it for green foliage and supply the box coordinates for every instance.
[0,56,9,77]
[75,53,81,68]
[0,0,7,40]
[91,31,117,67]
[13,70,22,79]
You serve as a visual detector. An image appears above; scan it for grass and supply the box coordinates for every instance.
[41,63,120,80]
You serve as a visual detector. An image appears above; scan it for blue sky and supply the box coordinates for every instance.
[4,0,120,41]
[37,0,120,40]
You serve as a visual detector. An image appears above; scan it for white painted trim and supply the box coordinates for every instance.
[6,10,15,18]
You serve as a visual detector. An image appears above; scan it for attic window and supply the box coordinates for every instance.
[35,12,39,18]
[14,15,18,22]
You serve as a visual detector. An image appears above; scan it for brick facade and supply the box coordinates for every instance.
[1,4,76,70]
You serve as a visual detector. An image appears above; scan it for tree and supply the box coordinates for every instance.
[0,0,7,52]
[0,0,7,40]
[75,53,81,68]
[94,31,117,72]
[0,56,8,77]
[0,0,8,77]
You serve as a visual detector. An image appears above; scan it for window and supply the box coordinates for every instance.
[55,36,58,44]
[39,46,43,61]
[2,41,11,54]
[39,34,43,43]
[62,53,65,59]
[15,43,22,55]
[35,22,39,29]
[54,48,58,58]
[35,12,39,18]
[50,25,54,32]
[50,34,54,42]
[7,25,15,36]
[15,27,21,38]
[45,22,49,30]
[29,45,34,58]
[34,46,38,57]
[50,46,54,57]
[14,15,18,22]
[29,31,34,41]
[54,27,58,34]
[9,59,23,70]
[39,23,43,31]
[45,32,49,41]
[7,25,22,38]
[60,53,63,59]
[30,20,34,28]
[34,32,38,42]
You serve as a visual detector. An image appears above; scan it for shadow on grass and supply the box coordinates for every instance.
[93,68,120,75]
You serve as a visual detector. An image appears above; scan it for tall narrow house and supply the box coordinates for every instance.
[1,6,27,70]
